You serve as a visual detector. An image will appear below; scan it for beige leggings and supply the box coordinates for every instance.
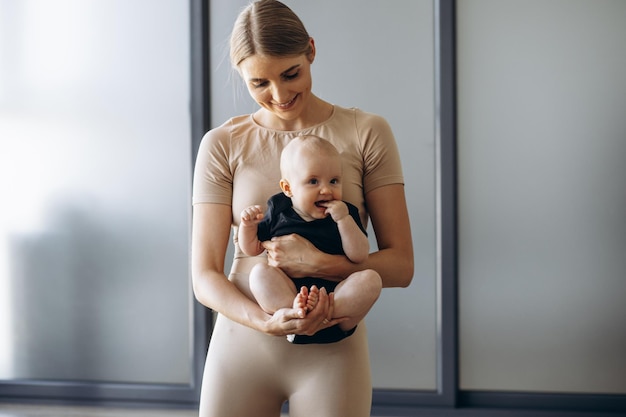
[199,314,372,417]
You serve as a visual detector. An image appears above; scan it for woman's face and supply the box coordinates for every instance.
[238,51,314,126]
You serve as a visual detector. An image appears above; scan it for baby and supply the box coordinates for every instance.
[238,135,382,344]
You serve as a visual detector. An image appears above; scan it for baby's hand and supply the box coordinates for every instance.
[240,205,264,226]
[323,200,349,223]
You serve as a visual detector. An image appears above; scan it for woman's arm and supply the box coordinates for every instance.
[191,203,341,335]
[191,203,270,329]
[364,184,414,288]
[263,184,414,288]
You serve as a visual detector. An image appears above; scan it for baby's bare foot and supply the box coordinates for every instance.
[293,286,309,317]
[306,285,320,312]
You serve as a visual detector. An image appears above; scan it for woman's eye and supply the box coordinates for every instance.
[251,72,298,88]
[283,72,299,81]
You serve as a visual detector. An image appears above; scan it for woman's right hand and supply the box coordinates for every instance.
[264,288,346,337]
[263,233,330,279]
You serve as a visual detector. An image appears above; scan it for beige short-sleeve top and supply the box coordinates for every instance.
[192,105,404,262]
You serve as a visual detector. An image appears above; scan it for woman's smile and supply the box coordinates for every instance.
[273,95,298,110]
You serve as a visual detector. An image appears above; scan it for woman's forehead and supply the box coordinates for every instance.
[239,54,306,78]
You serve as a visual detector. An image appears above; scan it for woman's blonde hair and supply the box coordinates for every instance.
[230,0,313,68]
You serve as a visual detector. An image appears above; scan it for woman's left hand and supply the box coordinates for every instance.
[270,288,346,336]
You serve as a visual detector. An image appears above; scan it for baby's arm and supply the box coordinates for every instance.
[238,205,266,256]
[324,200,369,263]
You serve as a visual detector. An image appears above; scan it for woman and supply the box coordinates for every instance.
[191,1,413,416]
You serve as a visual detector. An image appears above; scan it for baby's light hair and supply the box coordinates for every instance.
[280,135,340,180]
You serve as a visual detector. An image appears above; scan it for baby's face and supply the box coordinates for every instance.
[285,153,343,221]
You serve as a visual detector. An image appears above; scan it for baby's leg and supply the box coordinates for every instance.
[249,263,299,314]
[332,269,382,332]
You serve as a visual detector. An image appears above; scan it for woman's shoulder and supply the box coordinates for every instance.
[331,105,391,131]
[204,114,254,137]
[199,114,261,148]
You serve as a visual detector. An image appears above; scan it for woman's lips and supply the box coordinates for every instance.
[274,95,298,110]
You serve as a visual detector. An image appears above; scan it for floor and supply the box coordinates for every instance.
[0,403,623,417]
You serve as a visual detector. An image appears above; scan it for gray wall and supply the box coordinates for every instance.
[457,0,626,394]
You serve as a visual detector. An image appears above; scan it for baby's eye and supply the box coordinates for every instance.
[330,178,340,185]
[308,179,319,185]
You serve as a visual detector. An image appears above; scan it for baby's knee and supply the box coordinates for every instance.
[249,263,272,287]
[249,263,291,290]
[353,269,382,297]
[250,262,273,276]
[364,269,383,289]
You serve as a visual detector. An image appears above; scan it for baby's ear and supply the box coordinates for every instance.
[279,178,292,197]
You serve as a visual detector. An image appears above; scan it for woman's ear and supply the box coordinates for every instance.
[307,37,316,63]
[279,179,292,197]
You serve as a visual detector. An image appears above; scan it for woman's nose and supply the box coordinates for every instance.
[271,84,290,103]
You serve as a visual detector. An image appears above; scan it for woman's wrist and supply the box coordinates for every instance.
[309,251,352,281]
[257,310,281,336]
